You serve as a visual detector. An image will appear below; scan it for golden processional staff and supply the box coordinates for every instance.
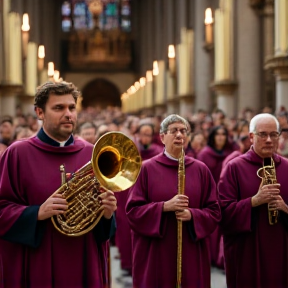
[177,147,185,288]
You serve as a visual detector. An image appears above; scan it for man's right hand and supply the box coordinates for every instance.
[38,193,68,220]
[163,194,189,212]
[251,183,280,207]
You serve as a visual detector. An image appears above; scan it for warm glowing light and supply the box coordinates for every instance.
[153,61,159,76]
[38,45,45,58]
[168,45,175,59]
[134,81,140,90]
[139,77,146,87]
[53,70,60,82]
[121,93,129,100]
[205,8,213,25]
[47,62,55,77]
[146,71,153,82]
[21,13,30,31]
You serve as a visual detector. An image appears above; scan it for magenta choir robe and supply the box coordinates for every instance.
[115,143,162,272]
[126,153,221,288]
[197,145,235,269]
[218,148,288,288]
[0,136,114,288]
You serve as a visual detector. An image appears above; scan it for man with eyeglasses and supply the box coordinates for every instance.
[126,114,221,288]
[218,113,288,288]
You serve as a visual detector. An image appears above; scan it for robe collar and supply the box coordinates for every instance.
[155,151,195,167]
[243,146,281,166]
[37,127,74,147]
[27,135,90,154]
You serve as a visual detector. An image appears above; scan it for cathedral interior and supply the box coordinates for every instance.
[0,0,287,119]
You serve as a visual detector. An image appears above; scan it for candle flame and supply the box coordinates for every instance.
[205,8,213,25]
[168,45,175,59]
[22,13,30,31]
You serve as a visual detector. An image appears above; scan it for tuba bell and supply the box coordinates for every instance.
[257,157,278,225]
[51,132,142,236]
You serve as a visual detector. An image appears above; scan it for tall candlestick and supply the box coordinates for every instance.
[275,0,288,56]
[26,42,37,95]
[8,13,22,84]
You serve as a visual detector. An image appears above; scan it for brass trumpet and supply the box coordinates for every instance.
[51,132,142,236]
[257,158,278,225]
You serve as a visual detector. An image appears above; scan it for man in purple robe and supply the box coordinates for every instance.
[115,123,162,274]
[218,113,288,288]
[0,81,117,288]
[126,114,221,288]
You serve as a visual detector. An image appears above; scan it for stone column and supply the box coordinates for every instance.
[266,57,288,110]
[211,81,237,118]
[265,0,288,111]
[237,0,261,112]
[211,0,237,117]
[194,0,214,112]
[260,0,275,108]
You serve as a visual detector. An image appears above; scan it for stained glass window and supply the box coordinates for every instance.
[61,0,131,32]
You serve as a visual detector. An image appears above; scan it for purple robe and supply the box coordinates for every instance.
[126,153,221,288]
[197,145,235,269]
[114,144,162,273]
[0,136,113,288]
[218,149,288,288]
[221,150,242,169]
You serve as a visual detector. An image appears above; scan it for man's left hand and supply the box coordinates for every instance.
[99,189,117,219]
[175,209,192,221]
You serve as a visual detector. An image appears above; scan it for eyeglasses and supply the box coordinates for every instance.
[254,132,280,140]
[166,128,188,136]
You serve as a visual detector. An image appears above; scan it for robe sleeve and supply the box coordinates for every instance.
[1,205,46,248]
[93,214,116,244]
[0,148,46,247]
[218,162,255,235]
[188,167,221,241]
[125,166,167,238]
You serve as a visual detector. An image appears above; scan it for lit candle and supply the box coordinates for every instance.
[204,8,213,44]
[53,70,60,82]
[168,45,176,77]
[145,70,153,108]
[38,45,45,71]
[47,62,55,80]
[153,61,159,76]
[21,13,30,59]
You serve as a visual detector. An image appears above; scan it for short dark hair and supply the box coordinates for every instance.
[34,81,81,110]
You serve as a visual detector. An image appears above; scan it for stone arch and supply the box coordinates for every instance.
[81,78,121,108]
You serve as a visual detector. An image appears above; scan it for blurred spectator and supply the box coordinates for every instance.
[185,132,206,158]
[277,111,288,157]
[78,122,97,144]
[0,117,14,146]
[0,141,7,158]
[197,125,237,270]
[14,126,34,141]
[95,124,109,141]
[135,123,163,161]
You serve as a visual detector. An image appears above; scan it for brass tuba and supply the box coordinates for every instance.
[257,158,278,225]
[51,132,142,236]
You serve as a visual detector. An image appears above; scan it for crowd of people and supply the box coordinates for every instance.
[0,80,288,288]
